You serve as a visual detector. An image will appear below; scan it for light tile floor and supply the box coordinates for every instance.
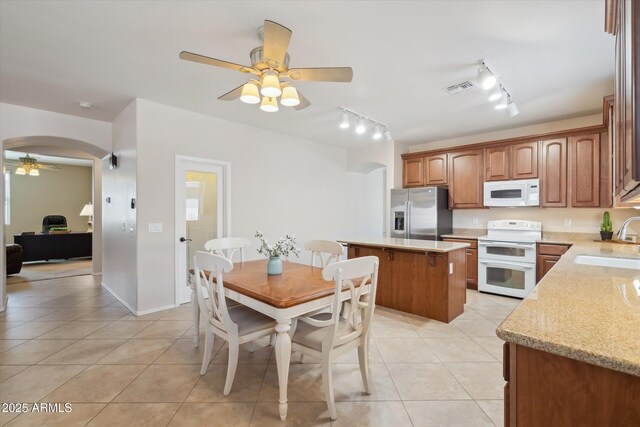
[0,274,520,426]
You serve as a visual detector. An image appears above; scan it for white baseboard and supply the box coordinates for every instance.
[92,272,103,276]
[136,304,179,316]
[100,280,177,316]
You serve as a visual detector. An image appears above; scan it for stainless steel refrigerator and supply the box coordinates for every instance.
[390,187,452,240]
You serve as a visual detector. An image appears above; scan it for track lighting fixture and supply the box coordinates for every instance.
[372,125,383,140]
[338,108,391,142]
[478,59,518,118]
[339,111,350,129]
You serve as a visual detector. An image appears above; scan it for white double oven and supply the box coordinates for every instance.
[478,220,541,298]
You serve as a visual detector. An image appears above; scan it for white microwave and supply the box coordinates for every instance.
[484,179,540,207]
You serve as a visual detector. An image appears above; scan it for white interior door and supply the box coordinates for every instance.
[175,157,225,305]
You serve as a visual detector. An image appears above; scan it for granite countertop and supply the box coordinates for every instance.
[338,237,469,253]
[441,229,487,239]
[496,240,640,376]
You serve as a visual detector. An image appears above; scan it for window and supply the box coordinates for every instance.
[4,172,9,225]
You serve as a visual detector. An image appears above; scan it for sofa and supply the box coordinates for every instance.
[6,244,23,275]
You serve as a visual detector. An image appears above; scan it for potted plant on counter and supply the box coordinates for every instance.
[600,211,613,241]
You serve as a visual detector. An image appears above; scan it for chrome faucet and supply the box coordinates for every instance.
[617,216,640,241]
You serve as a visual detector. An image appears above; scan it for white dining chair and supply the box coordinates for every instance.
[291,256,379,420]
[193,251,277,395]
[191,237,250,347]
[305,240,344,268]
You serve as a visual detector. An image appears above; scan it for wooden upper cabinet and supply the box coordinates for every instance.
[484,145,510,181]
[403,157,424,188]
[449,149,484,208]
[424,154,448,185]
[569,134,601,207]
[511,141,539,179]
[540,138,567,207]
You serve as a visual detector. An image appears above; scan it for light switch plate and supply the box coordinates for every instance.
[564,218,572,227]
[148,223,163,233]
[472,217,479,225]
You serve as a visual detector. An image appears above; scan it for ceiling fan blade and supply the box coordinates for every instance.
[262,20,292,68]
[293,90,311,110]
[218,84,245,101]
[288,67,353,82]
[179,51,250,73]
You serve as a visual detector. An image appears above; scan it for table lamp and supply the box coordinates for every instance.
[80,202,93,232]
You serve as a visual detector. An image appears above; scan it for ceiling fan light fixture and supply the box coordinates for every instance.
[15,166,26,175]
[240,83,260,104]
[355,117,366,134]
[260,96,279,113]
[260,72,282,98]
[281,86,300,107]
[29,168,40,176]
[478,66,497,90]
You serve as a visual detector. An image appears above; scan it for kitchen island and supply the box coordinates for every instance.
[339,237,469,322]
[497,240,640,426]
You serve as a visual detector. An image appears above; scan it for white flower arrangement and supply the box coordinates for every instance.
[255,231,301,259]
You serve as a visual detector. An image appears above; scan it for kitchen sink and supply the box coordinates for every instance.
[574,255,640,270]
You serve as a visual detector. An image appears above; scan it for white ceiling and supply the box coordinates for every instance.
[0,1,614,148]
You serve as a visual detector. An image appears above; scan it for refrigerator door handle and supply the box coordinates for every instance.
[405,201,411,239]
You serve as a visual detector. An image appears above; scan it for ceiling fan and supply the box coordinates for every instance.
[179,20,353,112]
[5,154,60,176]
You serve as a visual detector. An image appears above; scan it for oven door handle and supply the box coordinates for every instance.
[479,260,535,270]
[478,242,535,250]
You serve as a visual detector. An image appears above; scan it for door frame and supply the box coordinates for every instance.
[174,155,231,306]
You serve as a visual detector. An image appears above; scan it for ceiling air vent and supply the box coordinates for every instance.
[445,81,476,94]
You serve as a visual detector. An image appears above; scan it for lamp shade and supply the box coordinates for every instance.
[15,167,26,175]
[260,73,282,98]
[260,97,279,112]
[80,203,93,217]
[240,83,260,104]
[280,86,300,106]
[29,169,39,176]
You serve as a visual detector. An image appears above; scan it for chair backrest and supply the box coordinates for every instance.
[193,251,237,334]
[321,256,379,350]
[305,240,344,268]
[204,237,250,263]
[42,215,67,232]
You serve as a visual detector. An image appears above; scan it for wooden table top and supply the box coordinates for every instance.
[222,259,335,309]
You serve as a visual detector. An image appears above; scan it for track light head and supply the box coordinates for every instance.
[507,100,519,117]
[372,125,382,140]
[477,65,497,90]
[355,117,366,134]
[339,111,350,129]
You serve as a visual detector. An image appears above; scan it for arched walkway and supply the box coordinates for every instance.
[2,136,108,308]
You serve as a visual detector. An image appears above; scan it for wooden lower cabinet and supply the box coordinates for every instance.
[504,343,640,427]
[536,243,571,282]
[441,237,478,290]
[348,244,466,323]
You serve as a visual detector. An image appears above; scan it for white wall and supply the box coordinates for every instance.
[0,103,112,311]
[350,168,386,237]
[102,100,137,311]
[134,99,358,312]
[0,103,111,153]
